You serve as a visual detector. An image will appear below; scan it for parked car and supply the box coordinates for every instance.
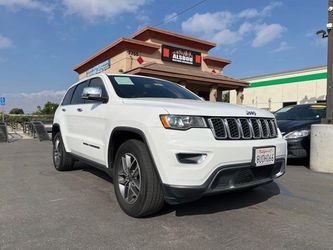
[275,104,326,159]
[52,74,287,217]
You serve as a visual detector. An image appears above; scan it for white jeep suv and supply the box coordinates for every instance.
[52,73,287,217]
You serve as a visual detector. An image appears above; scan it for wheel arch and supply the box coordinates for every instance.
[107,127,162,181]
[52,123,70,153]
[52,123,61,142]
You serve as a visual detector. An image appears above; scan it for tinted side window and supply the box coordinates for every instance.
[71,81,89,105]
[62,86,75,106]
[86,77,108,103]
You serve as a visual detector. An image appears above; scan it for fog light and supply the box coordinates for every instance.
[176,153,207,164]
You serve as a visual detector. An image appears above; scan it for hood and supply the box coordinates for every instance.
[122,98,274,118]
[276,119,320,133]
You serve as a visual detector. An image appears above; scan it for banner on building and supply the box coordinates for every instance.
[161,45,201,67]
[86,59,111,77]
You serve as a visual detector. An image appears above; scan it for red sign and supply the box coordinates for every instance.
[137,56,144,64]
[161,45,201,67]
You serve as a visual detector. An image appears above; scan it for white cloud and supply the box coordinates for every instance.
[61,0,149,21]
[0,0,52,12]
[212,29,242,45]
[3,90,65,113]
[252,23,286,47]
[164,12,178,23]
[181,2,284,47]
[181,11,234,35]
[261,2,283,16]
[135,14,150,23]
[238,22,253,35]
[238,8,259,19]
[273,41,291,52]
[0,35,11,49]
[238,2,282,18]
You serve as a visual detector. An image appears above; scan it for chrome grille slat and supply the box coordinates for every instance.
[208,118,227,139]
[208,117,278,140]
[260,119,269,138]
[239,118,252,139]
[268,120,277,137]
[225,118,241,139]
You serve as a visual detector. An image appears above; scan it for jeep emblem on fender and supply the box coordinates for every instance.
[246,110,256,116]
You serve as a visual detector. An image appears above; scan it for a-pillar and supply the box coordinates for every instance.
[209,86,218,102]
[178,80,187,88]
[236,88,244,105]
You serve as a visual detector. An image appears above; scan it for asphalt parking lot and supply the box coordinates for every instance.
[0,140,333,250]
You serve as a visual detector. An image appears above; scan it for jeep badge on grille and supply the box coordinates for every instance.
[246,110,257,116]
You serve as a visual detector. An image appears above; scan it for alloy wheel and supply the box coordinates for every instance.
[54,138,62,166]
[118,153,142,204]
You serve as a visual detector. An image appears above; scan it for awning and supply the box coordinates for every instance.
[125,63,249,89]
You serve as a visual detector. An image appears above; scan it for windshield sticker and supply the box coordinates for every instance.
[114,77,134,85]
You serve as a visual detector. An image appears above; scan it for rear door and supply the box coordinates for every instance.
[65,80,89,156]
[58,85,75,151]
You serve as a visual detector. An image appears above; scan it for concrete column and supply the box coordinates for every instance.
[310,124,333,173]
[209,86,217,102]
[236,88,244,105]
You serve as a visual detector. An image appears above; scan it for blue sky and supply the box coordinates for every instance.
[0,0,328,112]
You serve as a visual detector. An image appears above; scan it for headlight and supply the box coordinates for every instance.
[160,115,207,130]
[284,129,310,139]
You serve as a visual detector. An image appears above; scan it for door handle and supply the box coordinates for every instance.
[62,108,66,112]
[77,108,83,112]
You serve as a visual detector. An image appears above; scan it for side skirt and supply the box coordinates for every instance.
[69,153,112,177]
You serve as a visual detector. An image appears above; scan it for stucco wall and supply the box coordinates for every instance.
[230,66,327,111]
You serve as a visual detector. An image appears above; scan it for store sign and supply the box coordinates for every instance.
[161,45,201,67]
[86,59,111,77]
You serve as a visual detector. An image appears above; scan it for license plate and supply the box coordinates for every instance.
[254,147,275,167]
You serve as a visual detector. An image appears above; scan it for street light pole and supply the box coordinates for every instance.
[323,0,333,124]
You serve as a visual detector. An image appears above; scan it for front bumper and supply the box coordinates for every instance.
[147,127,287,186]
[163,158,285,204]
[286,136,310,159]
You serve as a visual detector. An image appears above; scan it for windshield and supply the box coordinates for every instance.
[108,75,201,100]
[275,104,326,120]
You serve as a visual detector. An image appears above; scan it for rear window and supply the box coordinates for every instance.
[275,105,326,120]
[62,86,75,106]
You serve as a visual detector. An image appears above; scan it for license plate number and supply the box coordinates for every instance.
[254,147,275,167]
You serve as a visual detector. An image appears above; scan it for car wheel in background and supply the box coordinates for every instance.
[52,132,75,171]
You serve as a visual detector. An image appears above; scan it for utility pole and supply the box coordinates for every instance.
[310,0,333,173]
[1,106,4,123]
[323,0,333,124]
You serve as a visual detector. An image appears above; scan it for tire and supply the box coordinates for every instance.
[113,139,164,217]
[53,132,75,171]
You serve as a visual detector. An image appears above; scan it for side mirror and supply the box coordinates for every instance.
[82,87,107,102]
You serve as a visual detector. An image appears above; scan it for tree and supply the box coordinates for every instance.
[41,102,59,114]
[9,108,24,114]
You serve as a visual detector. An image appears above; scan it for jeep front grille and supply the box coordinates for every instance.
[208,117,278,140]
